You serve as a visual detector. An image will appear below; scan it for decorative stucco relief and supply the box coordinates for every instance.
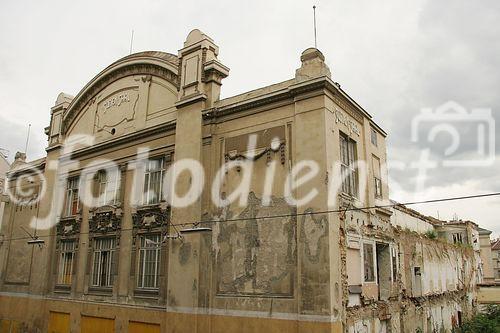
[94,88,139,133]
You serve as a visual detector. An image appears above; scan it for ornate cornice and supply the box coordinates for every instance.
[59,121,176,161]
[203,77,369,126]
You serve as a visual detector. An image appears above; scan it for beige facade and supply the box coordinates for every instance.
[0,154,9,235]
[478,227,495,283]
[492,239,500,281]
[0,30,482,333]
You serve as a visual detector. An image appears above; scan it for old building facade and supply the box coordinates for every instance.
[0,30,482,332]
[0,153,9,234]
[478,227,495,283]
[492,239,500,281]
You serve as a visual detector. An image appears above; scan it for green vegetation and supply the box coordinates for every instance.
[453,305,500,333]
[424,230,438,239]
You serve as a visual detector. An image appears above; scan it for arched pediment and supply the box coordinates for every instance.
[62,51,180,141]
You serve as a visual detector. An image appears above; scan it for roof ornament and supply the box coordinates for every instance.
[313,5,318,49]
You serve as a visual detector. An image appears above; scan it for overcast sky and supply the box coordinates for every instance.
[0,0,499,236]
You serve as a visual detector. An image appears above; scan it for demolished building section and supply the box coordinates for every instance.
[0,29,486,333]
[345,202,481,332]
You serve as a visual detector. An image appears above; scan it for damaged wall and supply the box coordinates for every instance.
[345,203,480,333]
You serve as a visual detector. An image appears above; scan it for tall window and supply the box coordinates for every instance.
[143,158,165,205]
[65,177,80,216]
[57,240,75,285]
[137,234,161,289]
[363,243,375,282]
[92,238,115,287]
[372,155,382,198]
[391,246,398,282]
[370,127,378,146]
[340,133,358,197]
[97,169,120,206]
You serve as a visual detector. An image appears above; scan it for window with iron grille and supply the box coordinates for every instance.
[340,133,358,197]
[97,169,120,206]
[137,234,161,289]
[91,238,115,287]
[143,158,165,205]
[57,240,75,285]
[65,177,80,216]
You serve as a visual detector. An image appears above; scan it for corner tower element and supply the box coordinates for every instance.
[295,48,331,81]
[176,29,229,108]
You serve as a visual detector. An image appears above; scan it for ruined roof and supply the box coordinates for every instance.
[389,199,443,225]
[443,220,479,228]
[478,227,492,235]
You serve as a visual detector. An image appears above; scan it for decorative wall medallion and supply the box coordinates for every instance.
[57,216,81,236]
[89,205,122,233]
[132,204,170,230]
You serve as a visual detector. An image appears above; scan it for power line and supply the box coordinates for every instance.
[1,191,499,243]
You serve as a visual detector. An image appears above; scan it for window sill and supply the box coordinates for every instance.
[54,284,71,293]
[136,202,169,210]
[60,215,78,221]
[88,286,113,295]
[339,192,358,202]
[134,288,160,298]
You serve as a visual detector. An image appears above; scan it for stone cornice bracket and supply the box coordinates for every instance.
[177,29,229,108]
[203,59,229,84]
